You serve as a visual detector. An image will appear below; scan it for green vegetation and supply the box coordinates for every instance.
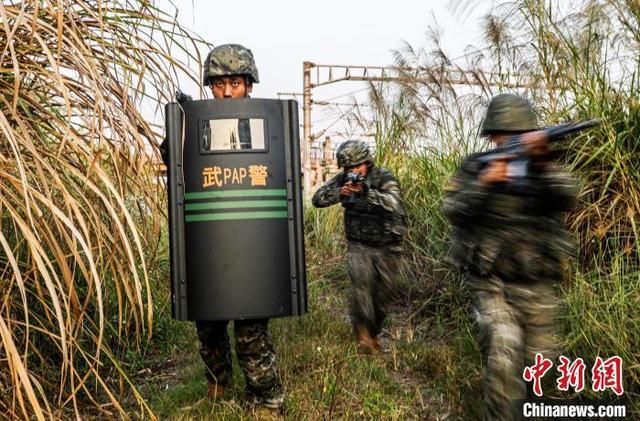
[137,233,483,419]
[0,0,205,418]
[2,0,638,419]
[360,0,640,411]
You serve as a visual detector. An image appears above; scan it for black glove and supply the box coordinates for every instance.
[175,90,193,103]
[159,138,169,166]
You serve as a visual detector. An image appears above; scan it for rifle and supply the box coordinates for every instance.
[477,119,601,181]
[343,172,367,204]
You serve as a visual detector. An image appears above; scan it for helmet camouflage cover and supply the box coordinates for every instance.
[336,140,373,168]
[481,93,538,135]
[203,44,260,86]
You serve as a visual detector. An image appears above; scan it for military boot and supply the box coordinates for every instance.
[371,336,383,353]
[207,381,226,400]
[355,324,379,353]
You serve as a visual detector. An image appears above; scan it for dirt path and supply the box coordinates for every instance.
[134,274,482,419]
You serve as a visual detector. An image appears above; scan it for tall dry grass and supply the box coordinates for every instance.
[464,2,640,396]
[314,0,639,409]
[0,1,206,418]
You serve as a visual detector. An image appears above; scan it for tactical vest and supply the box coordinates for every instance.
[342,167,406,246]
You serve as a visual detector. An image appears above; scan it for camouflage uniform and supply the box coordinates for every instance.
[443,94,577,420]
[165,44,283,407]
[312,141,406,340]
[196,319,282,404]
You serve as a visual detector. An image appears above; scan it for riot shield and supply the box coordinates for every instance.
[165,98,307,321]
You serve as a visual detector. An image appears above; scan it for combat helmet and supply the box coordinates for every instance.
[336,140,372,168]
[481,94,538,135]
[203,44,260,86]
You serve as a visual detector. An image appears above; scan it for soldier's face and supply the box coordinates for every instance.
[490,133,510,146]
[344,162,369,176]
[211,76,252,99]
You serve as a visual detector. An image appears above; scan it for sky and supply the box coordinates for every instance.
[162,0,491,97]
[156,0,495,141]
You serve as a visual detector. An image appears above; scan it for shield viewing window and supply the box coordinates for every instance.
[201,118,267,152]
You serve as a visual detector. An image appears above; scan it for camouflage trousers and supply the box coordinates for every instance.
[195,319,283,401]
[347,241,401,337]
[470,275,560,421]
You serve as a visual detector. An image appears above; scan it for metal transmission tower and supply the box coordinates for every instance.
[299,62,528,193]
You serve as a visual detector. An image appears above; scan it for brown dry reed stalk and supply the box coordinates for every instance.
[0,0,207,418]
[351,0,639,405]
[362,0,640,273]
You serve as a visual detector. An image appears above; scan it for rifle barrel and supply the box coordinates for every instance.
[476,119,601,163]
[547,119,601,140]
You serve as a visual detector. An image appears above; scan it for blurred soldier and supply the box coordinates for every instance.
[164,44,284,409]
[443,94,577,420]
[312,140,406,352]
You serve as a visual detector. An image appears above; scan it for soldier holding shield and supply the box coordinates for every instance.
[163,44,285,410]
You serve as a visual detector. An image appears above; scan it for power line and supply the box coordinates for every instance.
[315,101,372,107]
[300,61,529,193]
[317,86,372,102]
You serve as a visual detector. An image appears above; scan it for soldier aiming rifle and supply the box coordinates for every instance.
[443,94,598,420]
[312,140,407,353]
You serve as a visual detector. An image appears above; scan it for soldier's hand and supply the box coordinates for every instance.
[522,130,549,157]
[175,90,193,104]
[349,182,364,194]
[340,183,360,197]
[479,159,509,184]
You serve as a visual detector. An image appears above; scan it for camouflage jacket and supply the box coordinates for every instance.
[312,167,407,246]
[443,154,577,282]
